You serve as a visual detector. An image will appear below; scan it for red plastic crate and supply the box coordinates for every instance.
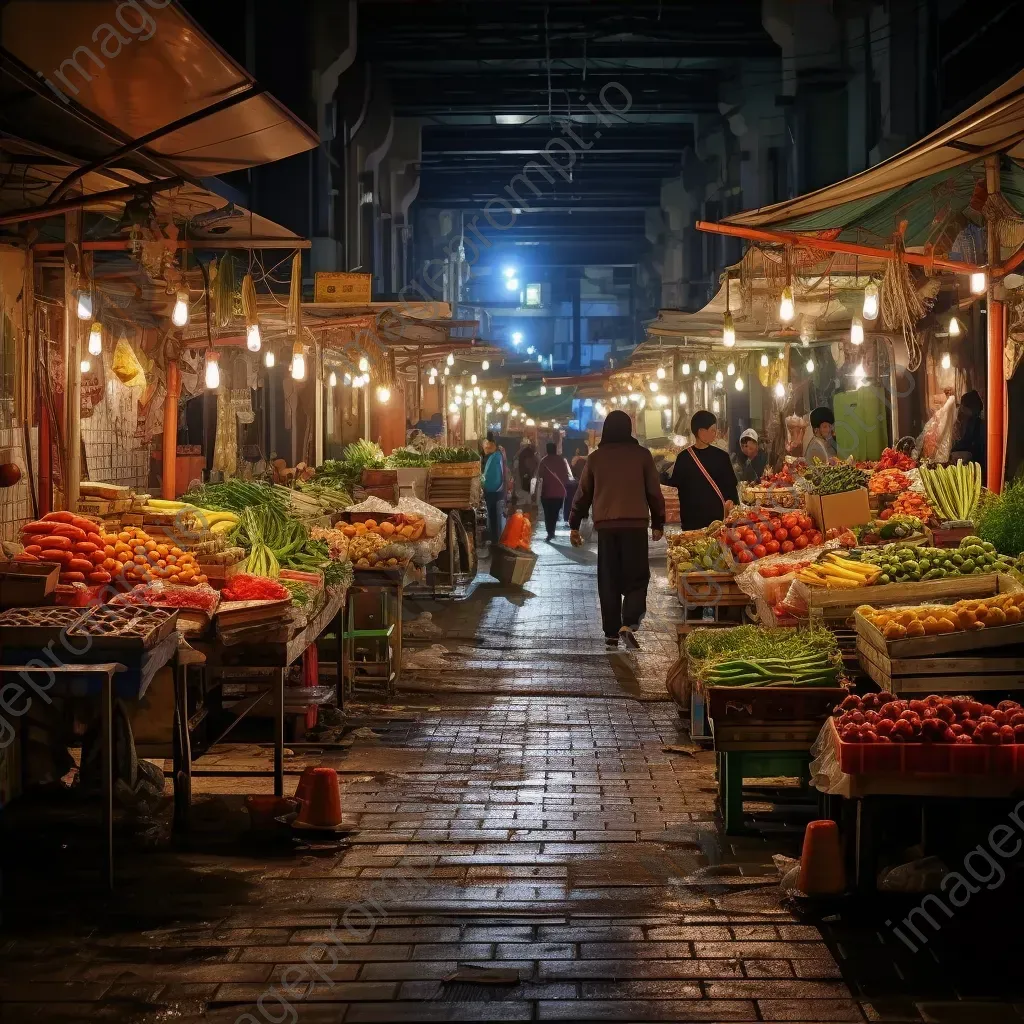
[830,719,1024,776]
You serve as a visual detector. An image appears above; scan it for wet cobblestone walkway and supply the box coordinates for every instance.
[1,537,1020,1021]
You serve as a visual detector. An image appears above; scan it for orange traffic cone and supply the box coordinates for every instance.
[296,767,343,828]
[294,765,318,808]
[798,819,846,896]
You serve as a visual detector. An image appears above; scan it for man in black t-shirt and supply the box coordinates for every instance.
[666,410,740,530]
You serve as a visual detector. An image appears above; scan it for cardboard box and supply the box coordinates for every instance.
[804,487,871,533]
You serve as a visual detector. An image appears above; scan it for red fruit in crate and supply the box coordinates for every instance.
[908,699,926,714]
[965,701,985,718]
[955,733,973,744]
[961,719,977,735]
[899,710,920,724]
[847,711,865,725]
[774,528,788,542]
[998,700,1020,712]
[781,540,795,553]
[892,720,915,739]
[841,727,862,743]
[1000,725,1016,744]
[765,539,780,554]
[993,710,1009,725]
[950,723,964,736]
[935,705,955,723]
[875,719,894,737]
[1014,725,1024,743]
[752,544,767,559]
[840,695,862,711]
[1009,713,1024,727]
[864,711,880,725]
[982,703,995,715]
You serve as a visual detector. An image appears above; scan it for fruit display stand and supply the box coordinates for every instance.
[677,571,750,625]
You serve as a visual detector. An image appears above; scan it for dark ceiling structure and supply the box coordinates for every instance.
[357,0,779,268]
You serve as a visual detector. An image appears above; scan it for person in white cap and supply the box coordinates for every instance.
[735,428,768,483]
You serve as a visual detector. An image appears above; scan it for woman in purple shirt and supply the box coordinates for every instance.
[537,442,573,541]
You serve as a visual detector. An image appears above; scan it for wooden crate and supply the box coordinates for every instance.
[427,475,477,508]
[429,461,480,479]
[931,524,976,547]
[858,642,1024,693]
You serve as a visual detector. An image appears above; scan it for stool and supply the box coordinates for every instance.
[717,749,812,835]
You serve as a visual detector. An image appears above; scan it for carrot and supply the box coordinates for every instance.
[13,552,39,562]
[59,572,85,584]
[47,524,87,542]
[87,571,111,584]
[86,532,104,546]
[67,558,93,573]
[20,522,52,535]
[74,541,99,555]
[40,549,72,564]
[24,544,42,555]
[89,550,106,565]
[37,535,73,551]
[42,511,75,524]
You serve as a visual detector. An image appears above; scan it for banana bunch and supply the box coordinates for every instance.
[798,552,881,589]
[142,498,240,534]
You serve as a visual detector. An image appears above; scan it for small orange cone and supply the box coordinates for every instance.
[294,765,318,807]
[798,819,846,896]
[296,767,343,828]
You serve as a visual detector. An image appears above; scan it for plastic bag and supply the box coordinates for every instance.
[914,394,956,464]
[111,336,146,387]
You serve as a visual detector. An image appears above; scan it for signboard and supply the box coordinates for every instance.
[314,272,372,305]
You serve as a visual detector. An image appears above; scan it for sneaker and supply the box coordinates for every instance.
[619,626,640,649]
[605,636,620,648]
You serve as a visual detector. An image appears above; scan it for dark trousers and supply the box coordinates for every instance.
[541,497,563,538]
[563,479,578,521]
[597,528,650,638]
[484,491,505,544]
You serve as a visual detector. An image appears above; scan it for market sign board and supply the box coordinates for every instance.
[314,272,372,305]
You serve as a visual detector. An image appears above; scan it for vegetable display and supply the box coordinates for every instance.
[321,439,386,489]
[868,468,911,495]
[806,463,869,495]
[183,480,284,514]
[220,574,291,602]
[919,461,981,523]
[886,490,935,524]
[666,530,729,574]
[855,537,1016,584]
[721,509,822,562]
[797,552,881,589]
[856,514,923,543]
[704,654,842,688]
[277,483,353,519]
[234,505,309,578]
[385,447,431,468]
[427,446,480,464]
[834,693,1024,745]
[977,477,1024,556]
[340,514,425,542]
[857,590,1024,639]
[876,447,916,471]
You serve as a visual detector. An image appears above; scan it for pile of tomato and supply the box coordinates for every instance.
[718,509,823,564]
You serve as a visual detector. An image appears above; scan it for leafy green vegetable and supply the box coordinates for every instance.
[685,624,838,671]
[977,478,1024,557]
[318,439,386,488]
[185,480,284,514]
[427,446,480,464]
[385,447,430,468]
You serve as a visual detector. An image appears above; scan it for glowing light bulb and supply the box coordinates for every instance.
[246,323,262,352]
[779,285,795,322]
[715,370,724,383]
[619,395,627,403]
[493,390,502,400]
[486,403,493,413]
[941,352,951,370]
[649,381,659,392]
[774,381,786,398]
[328,371,337,387]
[471,374,478,385]
[854,362,866,381]
[722,311,735,347]
[735,376,744,391]
[483,360,491,371]
[171,289,189,327]
[430,366,438,376]
[377,386,390,403]
[655,394,669,406]
[761,353,769,368]
[712,399,721,413]
[806,358,815,373]
[446,352,455,366]
[449,402,458,413]
[851,316,864,345]
[862,281,879,321]
[358,356,369,373]
[291,346,306,381]
[698,360,707,373]
[679,392,687,405]
[555,386,561,395]
[79,358,90,373]
[473,386,481,396]
[726,362,735,376]
[455,384,463,394]
[512,331,523,346]
[502,402,510,412]
[265,349,275,368]
[682,363,690,375]
[204,350,220,389]
[454,395,462,406]
[656,366,667,379]
[949,316,961,337]
[76,290,92,320]
[526,418,535,426]
[970,271,986,294]
[526,346,535,355]
[540,385,547,395]
[88,322,102,356]
[444,366,450,376]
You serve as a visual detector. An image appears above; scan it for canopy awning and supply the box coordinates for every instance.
[0,1,318,177]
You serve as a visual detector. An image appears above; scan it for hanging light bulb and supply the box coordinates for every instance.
[291,342,306,381]
[377,386,390,404]
[735,376,744,391]
[454,394,462,406]
[760,353,769,368]
[76,289,93,321]
[540,385,547,395]
[246,323,262,352]
[949,316,961,337]
[698,359,707,373]
[493,390,503,400]
[726,362,735,376]
[619,395,628,404]
[853,362,866,382]
[682,362,690,375]
[455,384,464,394]
[555,386,562,395]
[526,418,535,426]
[779,285,795,322]
[970,271,986,294]
[473,386,481,396]
[205,350,220,389]
[486,403,493,413]
[482,360,490,371]
[79,358,90,373]
[328,371,337,387]
[715,370,724,383]
[429,366,439,377]
[862,281,879,321]
[358,356,369,373]
[806,357,815,373]
[941,352,952,370]
[446,352,455,366]
[444,366,451,376]
[679,392,688,405]
[722,311,735,348]
[88,322,102,357]
[448,402,458,413]
[627,384,633,391]
[850,316,865,345]
[171,289,189,327]
[502,401,510,412]
[265,349,275,368]
[471,374,478,385]
[656,365,667,379]
[510,407,518,417]
[649,381,659,392]
[774,381,786,398]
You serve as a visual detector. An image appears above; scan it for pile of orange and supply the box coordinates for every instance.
[100,526,208,586]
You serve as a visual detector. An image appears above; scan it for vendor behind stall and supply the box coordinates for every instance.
[804,407,837,466]
[665,410,739,529]
[951,389,986,477]
[734,428,768,483]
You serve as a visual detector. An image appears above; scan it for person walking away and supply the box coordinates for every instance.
[537,442,572,540]
[564,442,589,522]
[666,410,739,530]
[481,438,507,544]
[516,442,538,498]
[569,410,665,648]
[950,389,986,478]
[804,407,837,466]
[734,428,768,483]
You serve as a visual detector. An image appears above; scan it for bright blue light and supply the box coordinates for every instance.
[505,277,519,291]
[511,331,523,346]
[537,354,543,364]
[526,346,535,355]
[502,266,516,278]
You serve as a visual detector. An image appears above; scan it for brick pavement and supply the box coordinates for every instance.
[0,535,1020,1021]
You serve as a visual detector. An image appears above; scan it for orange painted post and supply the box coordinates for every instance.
[987,299,1005,493]
[162,359,181,499]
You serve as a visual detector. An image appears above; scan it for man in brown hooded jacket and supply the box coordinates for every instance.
[569,410,665,647]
